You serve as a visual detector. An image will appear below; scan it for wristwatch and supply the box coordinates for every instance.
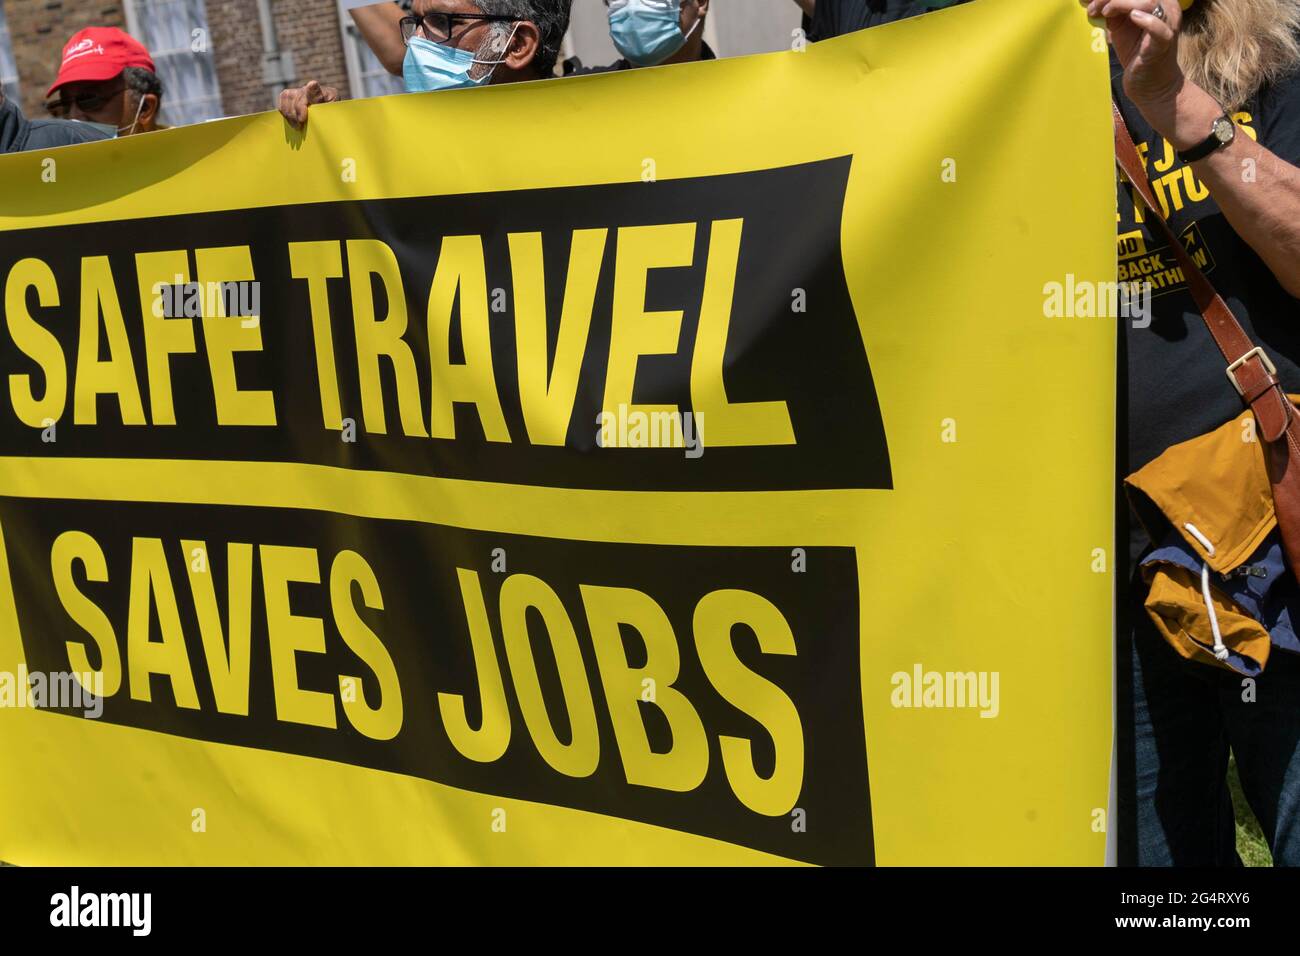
[1177,114,1237,163]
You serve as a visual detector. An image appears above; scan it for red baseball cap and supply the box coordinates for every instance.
[46,28,155,98]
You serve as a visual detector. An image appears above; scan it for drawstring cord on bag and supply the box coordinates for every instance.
[1184,522,1230,662]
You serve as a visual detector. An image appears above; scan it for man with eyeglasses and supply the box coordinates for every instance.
[349,0,714,82]
[44,28,167,137]
[278,0,572,129]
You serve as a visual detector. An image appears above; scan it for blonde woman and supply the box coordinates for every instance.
[1088,0,1300,865]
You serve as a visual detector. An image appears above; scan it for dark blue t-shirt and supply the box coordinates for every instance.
[1114,59,1300,566]
[565,42,717,77]
[807,0,970,40]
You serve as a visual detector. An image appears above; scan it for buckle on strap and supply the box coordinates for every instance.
[1226,346,1278,397]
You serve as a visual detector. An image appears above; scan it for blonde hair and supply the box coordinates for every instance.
[1180,0,1300,109]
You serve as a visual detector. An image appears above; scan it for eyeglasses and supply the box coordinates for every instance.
[45,84,126,117]
[398,11,515,47]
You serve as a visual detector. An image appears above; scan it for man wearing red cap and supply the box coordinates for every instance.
[45,27,166,137]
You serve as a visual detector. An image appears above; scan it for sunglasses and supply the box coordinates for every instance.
[45,84,126,118]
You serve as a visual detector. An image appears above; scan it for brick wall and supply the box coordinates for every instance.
[2,0,352,122]
[206,0,350,118]
[270,0,348,104]
[204,0,266,117]
[4,0,127,117]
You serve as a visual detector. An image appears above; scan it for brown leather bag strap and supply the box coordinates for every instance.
[1112,101,1293,441]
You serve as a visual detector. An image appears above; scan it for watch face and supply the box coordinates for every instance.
[1213,117,1235,144]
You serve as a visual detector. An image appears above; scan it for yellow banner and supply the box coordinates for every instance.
[0,0,1115,865]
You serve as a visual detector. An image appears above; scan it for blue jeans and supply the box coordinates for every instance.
[1120,574,1300,865]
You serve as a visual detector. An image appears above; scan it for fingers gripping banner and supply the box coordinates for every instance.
[0,0,1115,865]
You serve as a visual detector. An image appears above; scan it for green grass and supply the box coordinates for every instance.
[1229,754,1273,867]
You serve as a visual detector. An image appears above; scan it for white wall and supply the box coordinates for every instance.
[708,0,805,58]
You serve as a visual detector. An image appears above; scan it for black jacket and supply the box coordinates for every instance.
[564,41,718,77]
[0,96,109,154]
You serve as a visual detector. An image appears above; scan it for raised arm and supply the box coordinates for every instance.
[351,1,409,77]
[1093,0,1300,298]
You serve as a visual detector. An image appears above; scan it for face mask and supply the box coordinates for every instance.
[74,119,119,139]
[403,24,518,93]
[72,95,146,139]
[609,0,701,67]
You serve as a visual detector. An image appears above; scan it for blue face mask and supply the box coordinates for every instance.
[609,0,699,67]
[402,25,515,93]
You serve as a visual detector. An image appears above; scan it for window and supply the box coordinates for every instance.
[0,3,19,105]
[124,0,224,124]
[338,0,405,101]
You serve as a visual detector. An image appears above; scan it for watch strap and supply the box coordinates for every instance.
[1177,114,1234,163]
